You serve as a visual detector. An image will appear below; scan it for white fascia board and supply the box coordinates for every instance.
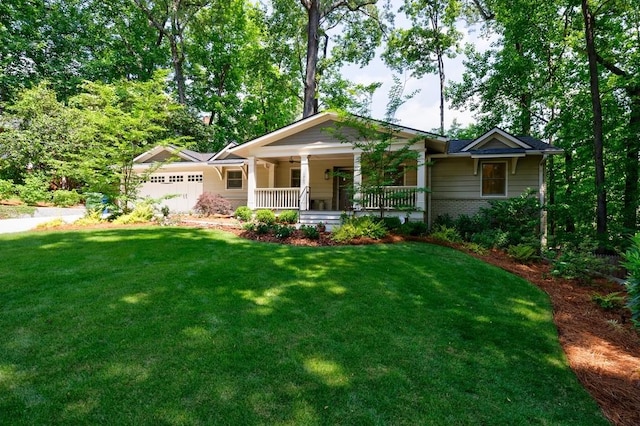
[461,128,532,151]
[132,162,208,171]
[470,153,526,159]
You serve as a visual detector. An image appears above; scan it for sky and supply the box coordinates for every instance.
[340,3,494,134]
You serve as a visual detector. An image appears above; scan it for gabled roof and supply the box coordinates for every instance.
[228,111,448,157]
[448,127,562,156]
[133,144,217,163]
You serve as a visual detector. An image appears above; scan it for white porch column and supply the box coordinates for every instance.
[416,151,426,212]
[300,155,309,210]
[247,156,256,209]
[353,153,362,210]
[268,163,276,188]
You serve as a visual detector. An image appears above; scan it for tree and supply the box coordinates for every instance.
[384,0,461,134]
[295,0,387,117]
[70,72,185,208]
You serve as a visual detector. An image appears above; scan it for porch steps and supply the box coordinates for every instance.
[299,210,343,230]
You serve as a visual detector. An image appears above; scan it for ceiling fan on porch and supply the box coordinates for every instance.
[288,156,300,164]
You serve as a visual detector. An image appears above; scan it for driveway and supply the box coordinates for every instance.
[0,207,86,234]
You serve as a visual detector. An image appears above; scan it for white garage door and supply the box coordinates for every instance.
[139,173,203,213]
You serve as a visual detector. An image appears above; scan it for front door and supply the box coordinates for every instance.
[333,168,353,210]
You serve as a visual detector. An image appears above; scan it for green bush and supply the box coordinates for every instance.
[278,210,298,224]
[454,214,484,241]
[255,223,272,235]
[0,179,15,200]
[591,292,625,311]
[274,224,294,239]
[430,225,462,243]
[470,229,510,249]
[74,211,105,226]
[17,172,50,205]
[399,221,428,236]
[301,224,320,240]
[255,209,276,225]
[52,190,82,207]
[551,249,606,283]
[507,244,539,263]
[462,242,489,255]
[193,192,232,216]
[332,216,387,243]
[85,192,107,213]
[623,233,640,328]
[113,201,154,224]
[234,206,253,222]
[381,216,402,231]
[476,189,540,245]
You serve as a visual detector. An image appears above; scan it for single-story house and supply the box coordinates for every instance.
[133,112,563,227]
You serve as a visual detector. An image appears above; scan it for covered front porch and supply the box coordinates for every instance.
[244,153,427,215]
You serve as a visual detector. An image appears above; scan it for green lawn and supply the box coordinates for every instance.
[0,227,606,425]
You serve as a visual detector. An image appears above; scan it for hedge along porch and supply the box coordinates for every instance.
[227,112,446,223]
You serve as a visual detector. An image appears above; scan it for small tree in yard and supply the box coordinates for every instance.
[624,233,640,329]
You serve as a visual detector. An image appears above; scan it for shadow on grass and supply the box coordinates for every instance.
[0,227,607,424]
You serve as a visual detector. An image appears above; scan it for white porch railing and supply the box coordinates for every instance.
[254,188,300,209]
[360,186,419,210]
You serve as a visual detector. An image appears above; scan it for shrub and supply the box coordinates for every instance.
[0,179,15,200]
[255,223,272,235]
[74,210,105,226]
[301,224,320,240]
[113,201,154,224]
[430,225,462,243]
[454,214,484,241]
[255,209,276,225]
[274,224,294,239]
[591,292,625,311]
[85,192,108,213]
[471,229,510,249]
[34,218,66,229]
[507,244,538,263]
[551,249,606,283]
[623,233,640,328]
[193,192,232,216]
[17,172,50,205]
[331,216,387,242]
[462,242,489,255]
[476,189,540,245]
[234,206,253,222]
[278,210,298,224]
[433,213,455,228]
[398,221,428,236]
[52,190,82,207]
[381,216,402,231]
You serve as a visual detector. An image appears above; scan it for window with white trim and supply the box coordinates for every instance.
[169,175,184,183]
[187,174,203,182]
[226,170,243,189]
[290,168,301,187]
[150,175,165,183]
[481,162,507,196]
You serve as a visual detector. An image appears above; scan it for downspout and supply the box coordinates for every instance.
[539,154,548,249]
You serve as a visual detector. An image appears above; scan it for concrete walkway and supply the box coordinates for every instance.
[0,207,85,234]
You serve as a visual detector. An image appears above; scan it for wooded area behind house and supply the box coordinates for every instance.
[0,0,638,251]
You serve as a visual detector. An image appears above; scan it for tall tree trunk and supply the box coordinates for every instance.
[564,151,576,233]
[437,47,445,135]
[302,0,320,118]
[169,38,186,104]
[581,0,607,245]
[623,86,640,232]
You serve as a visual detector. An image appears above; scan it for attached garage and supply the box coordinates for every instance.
[139,172,204,213]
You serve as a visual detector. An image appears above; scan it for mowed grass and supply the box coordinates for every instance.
[0,227,606,425]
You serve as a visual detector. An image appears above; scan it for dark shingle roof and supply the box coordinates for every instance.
[448,134,554,154]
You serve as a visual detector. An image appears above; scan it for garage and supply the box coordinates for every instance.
[140,172,204,213]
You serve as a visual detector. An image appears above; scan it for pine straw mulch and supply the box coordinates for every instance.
[21,218,640,425]
[189,222,640,426]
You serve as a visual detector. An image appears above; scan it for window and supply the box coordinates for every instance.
[150,175,165,183]
[226,170,243,189]
[482,162,507,196]
[290,169,301,187]
[187,174,203,182]
[169,175,183,183]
